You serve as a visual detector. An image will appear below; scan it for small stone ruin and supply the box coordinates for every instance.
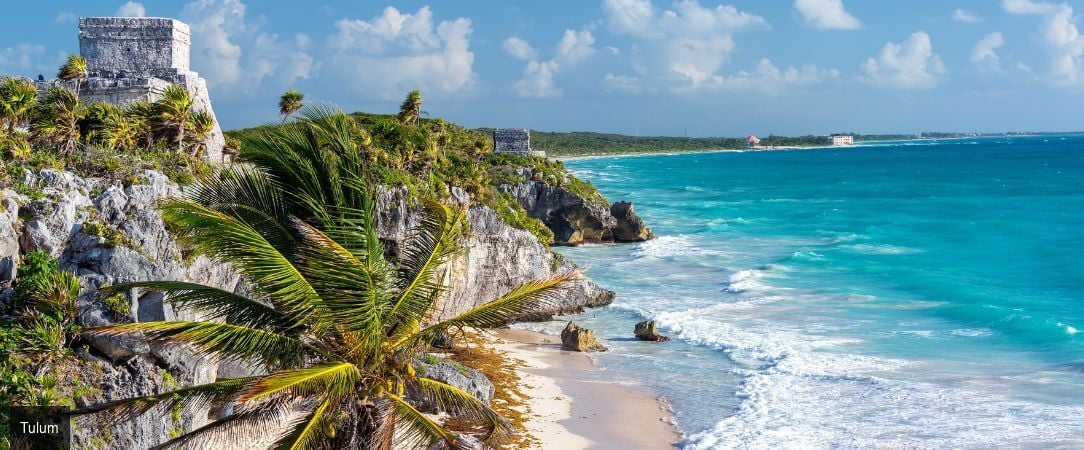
[493,128,545,157]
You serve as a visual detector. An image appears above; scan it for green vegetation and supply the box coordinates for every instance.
[0,57,217,189]
[76,106,577,449]
[0,252,101,450]
[277,89,303,120]
[229,103,612,245]
[505,129,919,156]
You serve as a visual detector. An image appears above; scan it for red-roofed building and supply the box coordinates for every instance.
[745,134,761,148]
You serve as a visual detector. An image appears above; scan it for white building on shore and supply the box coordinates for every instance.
[830,134,854,146]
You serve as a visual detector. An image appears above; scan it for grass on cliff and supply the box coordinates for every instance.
[227,110,609,245]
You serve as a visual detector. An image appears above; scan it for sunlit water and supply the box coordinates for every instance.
[521,136,1084,448]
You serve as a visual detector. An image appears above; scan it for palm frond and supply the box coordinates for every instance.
[410,377,509,440]
[237,362,360,403]
[151,400,292,450]
[82,321,307,367]
[72,377,257,419]
[385,393,460,450]
[270,395,338,450]
[385,201,466,329]
[419,272,577,338]
[293,219,386,349]
[102,281,293,332]
[181,166,297,260]
[159,199,327,327]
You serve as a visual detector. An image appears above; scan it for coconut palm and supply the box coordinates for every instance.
[57,55,88,97]
[397,90,424,126]
[186,109,215,157]
[278,90,304,120]
[153,84,193,152]
[30,87,82,155]
[77,106,574,449]
[0,76,40,134]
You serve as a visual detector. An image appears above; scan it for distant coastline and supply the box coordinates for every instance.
[549,132,1084,159]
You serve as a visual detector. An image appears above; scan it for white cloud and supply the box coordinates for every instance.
[603,46,621,55]
[952,9,982,23]
[603,73,642,94]
[502,37,536,60]
[116,2,147,17]
[860,31,945,89]
[514,60,560,98]
[972,32,1005,71]
[1003,0,1084,86]
[54,12,77,24]
[725,59,839,93]
[556,29,596,64]
[601,0,770,92]
[0,44,47,75]
[326,6,474,99]
[182,0,313,93]
[794,0,861,30]
[509,29,597,98]
[1002,0,1059,15]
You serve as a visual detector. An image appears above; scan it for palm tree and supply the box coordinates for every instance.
[153,84,193,152]
[57,55,88,97]
[278,90,304,120]
[100,107,138,151]
[397,90,423,126]
[186,110,215,158]
[30,87,82,155]
[0,76,39,134]
[126,101,156,151]
[77,107,574,449]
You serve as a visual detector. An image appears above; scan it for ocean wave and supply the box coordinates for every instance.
[841,243,923,255]
[724,268,779,294]
[631,235,720,259]
[659,313,1084,449]
[785,251,827,263]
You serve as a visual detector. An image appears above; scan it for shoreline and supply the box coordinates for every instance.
[549,134,1047,161]
[480,328,680,449]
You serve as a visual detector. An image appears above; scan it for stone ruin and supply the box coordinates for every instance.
[35,17,225,162]
[493,128,545,157]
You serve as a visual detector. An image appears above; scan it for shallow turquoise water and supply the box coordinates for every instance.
[535,137,1084,448]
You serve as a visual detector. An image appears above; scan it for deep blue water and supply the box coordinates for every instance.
[531,137,1084,448]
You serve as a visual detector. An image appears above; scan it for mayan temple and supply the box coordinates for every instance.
[37,17,226,161]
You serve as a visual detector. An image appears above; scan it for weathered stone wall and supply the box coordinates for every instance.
[79,17,190,73]
[494,128,544,157]
[28,17,226,163]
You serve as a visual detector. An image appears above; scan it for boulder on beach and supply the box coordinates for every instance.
[634,320,670,342]
[561,321,607,352]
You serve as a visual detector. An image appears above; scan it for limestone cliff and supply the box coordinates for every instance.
[0,167,614,449]
[499,168,654,246]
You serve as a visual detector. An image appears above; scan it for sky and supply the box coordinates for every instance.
[2,0,1084,136]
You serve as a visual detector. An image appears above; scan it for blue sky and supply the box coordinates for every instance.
[2,0,1084,136]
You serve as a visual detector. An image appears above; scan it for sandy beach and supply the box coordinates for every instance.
[480,328,680,449]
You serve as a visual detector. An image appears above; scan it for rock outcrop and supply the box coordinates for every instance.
[500,171,653,246]
[611,201,655,242]
[561,321,607,352]
[376,186,614,322]
[634,320,670,342]
[409,356,495,413]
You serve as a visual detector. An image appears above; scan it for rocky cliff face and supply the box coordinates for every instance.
[376,186,613,322]
[1,168,616,449]
[499,169,654,246]
[3,169,243,449]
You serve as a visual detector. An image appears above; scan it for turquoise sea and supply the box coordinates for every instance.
[532,136,1084,448]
